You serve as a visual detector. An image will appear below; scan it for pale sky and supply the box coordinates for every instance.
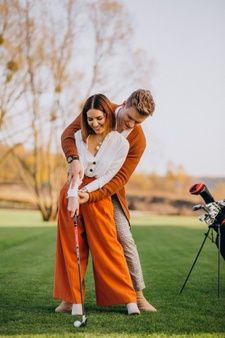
[122,0,225,177]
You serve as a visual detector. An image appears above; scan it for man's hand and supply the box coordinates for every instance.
[67,160,84,187]
[78,191,90,204]
[67,196,79,218]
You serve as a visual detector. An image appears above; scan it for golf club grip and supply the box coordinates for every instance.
[74,214,78,224]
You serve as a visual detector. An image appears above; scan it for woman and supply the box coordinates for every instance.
[54,94,139,315]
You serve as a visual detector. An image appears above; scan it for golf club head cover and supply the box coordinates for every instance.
[189,183,215,204]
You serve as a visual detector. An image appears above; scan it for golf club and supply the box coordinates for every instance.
[73,215,87,328]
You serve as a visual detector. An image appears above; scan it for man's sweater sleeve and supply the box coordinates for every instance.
[89,126,146,202]
[61,114,81,158]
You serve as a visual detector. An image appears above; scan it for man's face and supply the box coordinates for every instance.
[120,103,147,130]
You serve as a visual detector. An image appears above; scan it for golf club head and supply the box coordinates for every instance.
[192,204,204,211]
[73,315,87,328]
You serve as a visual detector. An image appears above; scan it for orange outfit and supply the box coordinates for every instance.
[54,109,146,306]
[54,178,136,306]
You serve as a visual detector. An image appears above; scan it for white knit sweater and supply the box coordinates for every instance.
[68,130,129,194]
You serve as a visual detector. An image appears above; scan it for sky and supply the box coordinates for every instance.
[122,0,225,177]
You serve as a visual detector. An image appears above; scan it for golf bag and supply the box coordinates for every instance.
[190,183,225,260]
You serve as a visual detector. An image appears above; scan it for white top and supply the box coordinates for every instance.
[71,130,129,193]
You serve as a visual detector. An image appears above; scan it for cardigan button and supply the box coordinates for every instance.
[93,161,96,165]
[90,169,93,172]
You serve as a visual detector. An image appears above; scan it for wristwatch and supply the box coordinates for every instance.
[67,155,79,164]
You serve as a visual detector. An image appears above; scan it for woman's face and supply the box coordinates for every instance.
[87,109,106,135]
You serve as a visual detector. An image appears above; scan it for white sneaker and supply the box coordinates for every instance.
[72,304,83,315]
[127,303,140,315]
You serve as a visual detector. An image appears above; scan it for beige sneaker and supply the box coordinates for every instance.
[55,301,72,313]
[136,291,157,312]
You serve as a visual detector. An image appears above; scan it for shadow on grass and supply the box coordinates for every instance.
[0,225,225,336]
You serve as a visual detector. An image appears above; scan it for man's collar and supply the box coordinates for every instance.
[114,106,122,119]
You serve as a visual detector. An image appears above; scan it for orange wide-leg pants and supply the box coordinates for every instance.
[53,180,136,306]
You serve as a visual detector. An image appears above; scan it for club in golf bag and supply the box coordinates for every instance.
[73,215,87,327]
[179,183,225,297]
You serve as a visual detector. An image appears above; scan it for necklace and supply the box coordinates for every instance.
[87,134,105,154]
[95,140,103,151]
[95,134,105,151]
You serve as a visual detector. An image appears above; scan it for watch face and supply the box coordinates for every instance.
[67,155,79,163]
[67,156,73,163]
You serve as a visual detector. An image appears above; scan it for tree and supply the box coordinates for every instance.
[0,0,153,220]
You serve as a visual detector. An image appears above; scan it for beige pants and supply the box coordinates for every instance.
[112,195,145,291]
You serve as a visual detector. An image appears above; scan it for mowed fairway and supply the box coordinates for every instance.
[0,209,225,338]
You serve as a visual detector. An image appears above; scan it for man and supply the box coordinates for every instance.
[54,89,157,313]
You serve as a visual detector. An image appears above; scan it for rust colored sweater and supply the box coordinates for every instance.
[61,113,146,221]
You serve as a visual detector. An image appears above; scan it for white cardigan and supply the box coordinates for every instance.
[68,130,129,194]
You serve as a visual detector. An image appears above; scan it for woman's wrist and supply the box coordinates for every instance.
[67,187,78,198]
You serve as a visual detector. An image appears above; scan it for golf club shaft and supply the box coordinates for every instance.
[74,216,85,315]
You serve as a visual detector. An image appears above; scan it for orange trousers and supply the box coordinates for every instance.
[53,180,136,306]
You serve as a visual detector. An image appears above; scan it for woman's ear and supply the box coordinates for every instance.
[122,100,127,107]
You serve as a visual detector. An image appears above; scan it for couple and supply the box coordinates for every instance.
[54,89,157,315]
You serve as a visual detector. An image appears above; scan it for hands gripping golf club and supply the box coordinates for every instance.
[179,183,225,297]
[73,215,87,328]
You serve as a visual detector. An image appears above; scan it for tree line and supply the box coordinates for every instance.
[0,0,153,220]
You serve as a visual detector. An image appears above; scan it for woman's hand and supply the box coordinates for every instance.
[67,196,79,217]
[67,160,84,186]
[78,191,90,204]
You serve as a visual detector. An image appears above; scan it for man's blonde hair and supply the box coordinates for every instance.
[126,89,155,116]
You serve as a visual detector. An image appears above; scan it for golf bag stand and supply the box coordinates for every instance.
[179,183,225,298]
[179,224,221,297]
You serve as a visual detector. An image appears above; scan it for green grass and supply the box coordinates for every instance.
[0,209,225,338]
